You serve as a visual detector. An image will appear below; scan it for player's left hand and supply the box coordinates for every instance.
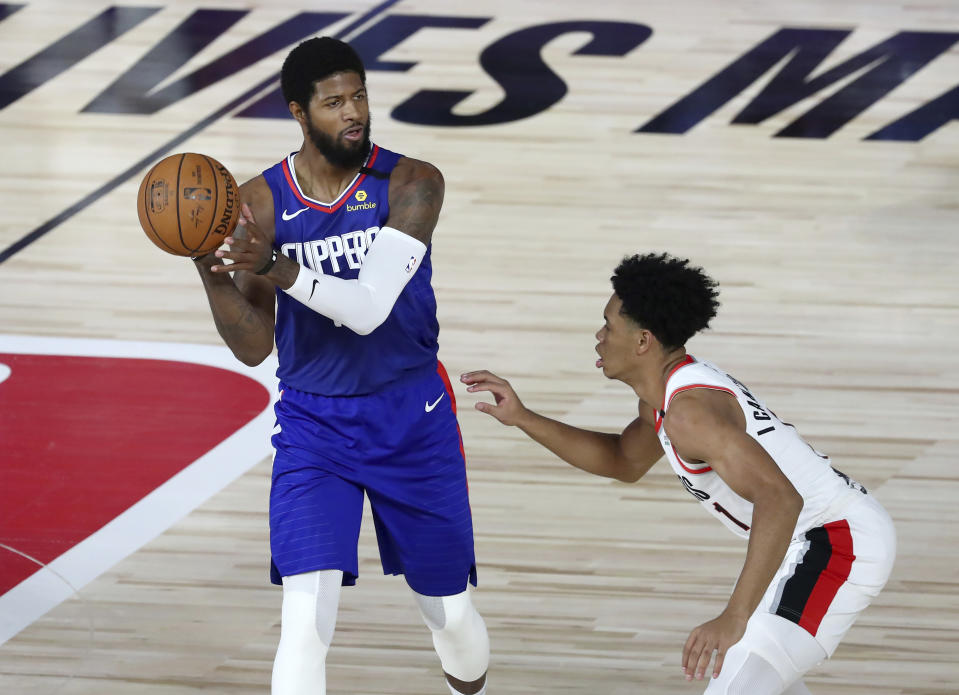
[682,610,748,681]
[211,203,270,273]
[460,370,530,427]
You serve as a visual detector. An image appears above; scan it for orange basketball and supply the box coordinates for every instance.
[136,153,240,257]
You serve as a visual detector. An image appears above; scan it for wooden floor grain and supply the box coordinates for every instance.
[1,0,958,692]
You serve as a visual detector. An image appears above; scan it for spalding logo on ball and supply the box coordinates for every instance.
[137,153,240,256]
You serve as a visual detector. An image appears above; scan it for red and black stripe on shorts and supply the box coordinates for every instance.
[773,520,855,635]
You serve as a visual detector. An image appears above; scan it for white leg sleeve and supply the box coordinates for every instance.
[271,570,343,695]
[704,650,785,695]
[704,612,826,695]
[413,588,490,685]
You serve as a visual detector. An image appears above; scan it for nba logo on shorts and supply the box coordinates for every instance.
[406,256,417,273]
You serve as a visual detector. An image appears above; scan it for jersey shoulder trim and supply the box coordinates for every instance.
[662,358,739,409]
[656,356,730,475]
[668,383,738,409]
[657,382,736,474]
[655,354,697,431]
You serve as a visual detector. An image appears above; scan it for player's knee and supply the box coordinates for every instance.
[413,589,489,680]
[414,589,483,639]
[704,651,784,695]
[440,594,476,637]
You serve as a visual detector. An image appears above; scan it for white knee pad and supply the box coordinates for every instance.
[704,650,784,695]
[272,570,343,695]
[747,612,827,683]
[704,613,827,695]
[413,589,489,682]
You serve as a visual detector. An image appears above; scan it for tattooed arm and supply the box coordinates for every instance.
[386,157,445,245]
[193,176,276,366]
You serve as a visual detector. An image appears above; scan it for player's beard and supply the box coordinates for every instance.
[306,115,372,170]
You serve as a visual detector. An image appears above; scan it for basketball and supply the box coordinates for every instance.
[136,152,240,257]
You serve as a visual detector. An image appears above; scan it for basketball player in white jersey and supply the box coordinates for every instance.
[461,252,896,693]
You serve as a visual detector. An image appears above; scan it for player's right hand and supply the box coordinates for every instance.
[212,203,270,273]
[460,370,529,427]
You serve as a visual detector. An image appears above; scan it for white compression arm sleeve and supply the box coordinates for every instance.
[283,226,427,335]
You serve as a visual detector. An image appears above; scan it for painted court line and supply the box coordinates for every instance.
[0,334,278,645]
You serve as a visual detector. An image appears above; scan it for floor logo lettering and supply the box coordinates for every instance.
[0,7,954,140]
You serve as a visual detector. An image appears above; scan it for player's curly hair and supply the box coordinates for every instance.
[281,37,366,109]
[611,253,720,350]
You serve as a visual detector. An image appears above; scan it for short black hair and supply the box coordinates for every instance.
[281,37,366,109]
[611,253,720,350]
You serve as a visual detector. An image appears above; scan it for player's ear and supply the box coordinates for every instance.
[289,101,306,124]
[635,328,654,356]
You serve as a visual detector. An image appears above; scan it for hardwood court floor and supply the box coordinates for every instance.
[1,0,958,693]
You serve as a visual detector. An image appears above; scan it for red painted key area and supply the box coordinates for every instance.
[0,353,269,595]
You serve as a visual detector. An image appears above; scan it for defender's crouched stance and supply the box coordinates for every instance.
[463,253,894,693]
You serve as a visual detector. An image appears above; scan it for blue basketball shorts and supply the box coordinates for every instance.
[268,361,477,597]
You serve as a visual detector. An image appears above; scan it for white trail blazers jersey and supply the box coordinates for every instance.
[653,356,867,539]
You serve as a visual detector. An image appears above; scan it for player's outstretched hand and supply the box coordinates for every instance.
[460,370,530,427]
[681,610,748,682]
[211,203,270,273]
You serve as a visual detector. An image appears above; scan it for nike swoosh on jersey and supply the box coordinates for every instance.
[425,393,445,412]
[282,207,309,221]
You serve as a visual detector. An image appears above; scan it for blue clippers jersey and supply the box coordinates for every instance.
[263,145,439,395]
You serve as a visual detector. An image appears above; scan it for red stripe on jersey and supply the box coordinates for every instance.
[658,368,734,473]
[366,143,380,169]
[671,443,712,474]
[436,360,470,499]
[281,145,380,213]
[436,360,458,416]
[658,354,696,415]
[665,355,696,384]
[668,383,738,408]
[798,520,855,634]
[436,360,465,457]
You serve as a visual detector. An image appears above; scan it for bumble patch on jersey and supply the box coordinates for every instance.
[347,201,377,212]
[347,187,376,212]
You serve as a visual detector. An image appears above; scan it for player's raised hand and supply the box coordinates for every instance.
[461,371,530,427]
[211,203,270,273]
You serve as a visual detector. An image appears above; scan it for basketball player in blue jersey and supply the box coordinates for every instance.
[463,253,895,694]
[191,38,489,695]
